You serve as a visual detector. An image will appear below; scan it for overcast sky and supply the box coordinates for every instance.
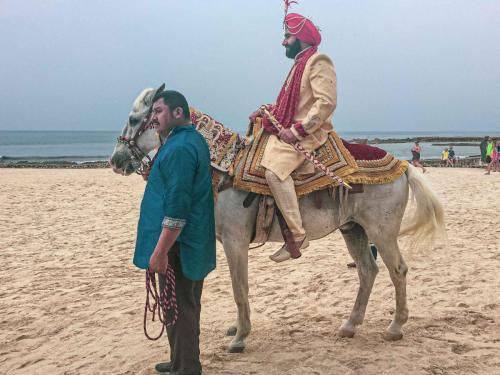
[1,0,499,133]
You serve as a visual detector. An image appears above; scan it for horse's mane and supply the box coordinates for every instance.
[130,88,155,120]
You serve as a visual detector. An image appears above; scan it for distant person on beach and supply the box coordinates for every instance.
[485,137,493,165]
[496,141,500,171]
[480,136,489,165]
[134,90,216,374]
[411,141,426,173]
[448,146,456,166]
[485,139,499,175]
[441,148,450,167]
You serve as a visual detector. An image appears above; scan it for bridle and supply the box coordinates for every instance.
[117,109,158,175]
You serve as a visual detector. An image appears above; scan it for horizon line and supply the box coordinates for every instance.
[1,129,499,134]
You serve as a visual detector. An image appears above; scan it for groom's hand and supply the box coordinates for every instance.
[278,128,298,144]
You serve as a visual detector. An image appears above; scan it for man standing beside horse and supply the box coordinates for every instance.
[134,90,216,374]
[250,5,337,263]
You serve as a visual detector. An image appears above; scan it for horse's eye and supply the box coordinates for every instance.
[129,116,139,126]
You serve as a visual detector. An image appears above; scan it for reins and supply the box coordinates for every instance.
[143,265,178,340]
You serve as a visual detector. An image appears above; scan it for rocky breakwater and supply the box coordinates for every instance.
[0,161,110,169]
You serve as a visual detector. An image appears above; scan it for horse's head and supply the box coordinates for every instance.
[109,84,164,175]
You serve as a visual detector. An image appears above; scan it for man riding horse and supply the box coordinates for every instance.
[250,5,337,263]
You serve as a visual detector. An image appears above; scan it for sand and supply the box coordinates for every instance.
[0,168,499,375]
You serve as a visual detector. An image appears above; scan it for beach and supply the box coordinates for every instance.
[0,167,499,375]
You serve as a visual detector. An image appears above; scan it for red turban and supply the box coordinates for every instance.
[284,13,321,46]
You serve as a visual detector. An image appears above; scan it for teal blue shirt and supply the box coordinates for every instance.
[134,124,216,281]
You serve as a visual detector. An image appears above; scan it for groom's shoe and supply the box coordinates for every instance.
[270,236,309,263]
[155,361,171,373]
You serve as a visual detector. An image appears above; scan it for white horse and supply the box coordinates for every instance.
[109,88,445,353]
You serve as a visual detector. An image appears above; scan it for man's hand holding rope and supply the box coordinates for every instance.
[148,227,181,274]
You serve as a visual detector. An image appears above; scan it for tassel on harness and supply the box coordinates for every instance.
[143,265,178,340]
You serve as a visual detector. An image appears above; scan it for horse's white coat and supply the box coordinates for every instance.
[110,89,446,352]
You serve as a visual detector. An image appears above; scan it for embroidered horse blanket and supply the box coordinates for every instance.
[189,109,408,196]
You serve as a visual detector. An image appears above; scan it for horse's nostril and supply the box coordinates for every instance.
[110,153,132,174]
[125,164,136,175]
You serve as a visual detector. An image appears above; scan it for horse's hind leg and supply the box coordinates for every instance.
[338,222,379,338]
[368,232,409,340]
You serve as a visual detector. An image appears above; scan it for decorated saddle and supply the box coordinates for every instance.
[189,108,408,196]
[232,121,408,196]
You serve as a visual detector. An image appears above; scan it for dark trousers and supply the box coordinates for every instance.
[159,245,204,375]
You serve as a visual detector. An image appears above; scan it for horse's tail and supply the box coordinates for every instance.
[399,164,446,249]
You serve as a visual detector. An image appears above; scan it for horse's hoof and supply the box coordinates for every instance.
[226,326,237,336]
[338,320,356,338]
[384,330,403,341]
[338,327,355,338]
[227,344,245,353]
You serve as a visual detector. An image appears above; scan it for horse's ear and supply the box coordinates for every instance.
[152,83,165,102]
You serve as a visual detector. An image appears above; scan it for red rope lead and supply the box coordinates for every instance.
[143,265,178,340]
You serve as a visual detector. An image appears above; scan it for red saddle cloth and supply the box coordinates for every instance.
[341,140,387,161]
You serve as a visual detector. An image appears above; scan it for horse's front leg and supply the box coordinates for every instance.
[222,236,251,353]
[216,189,258,353]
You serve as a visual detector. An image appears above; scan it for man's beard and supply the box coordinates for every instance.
[285,39,302,59]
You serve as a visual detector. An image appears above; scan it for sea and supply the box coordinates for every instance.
[0,130,498,164]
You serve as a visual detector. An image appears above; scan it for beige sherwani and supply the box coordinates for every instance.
[260,52,337,181]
